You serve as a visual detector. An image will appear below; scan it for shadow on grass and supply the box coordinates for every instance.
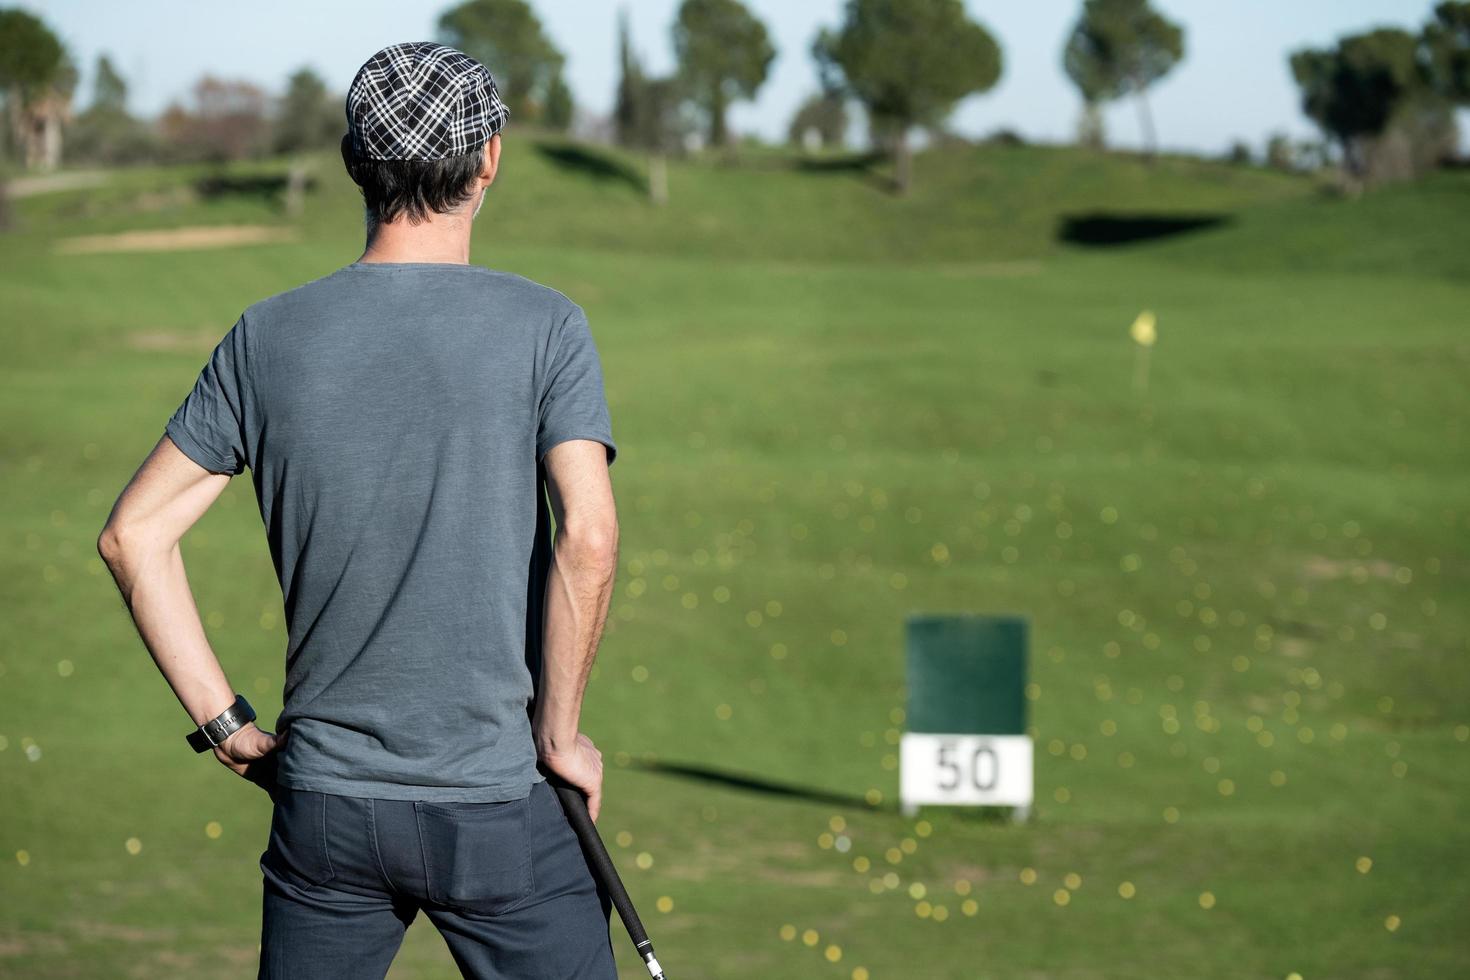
[630,759,891,811]
[532,140,646,194]
[631,758,1029,824]
[194,171,318,207]
[793,150,897,193]
[794,150,887,174]
[1058,211,1230,246]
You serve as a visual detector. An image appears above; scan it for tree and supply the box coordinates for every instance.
[636,76,694,203]
[1076,101,1105,150]
[0,7,63,129]
[1290,28,1422,181]
[613,6,643,149]
[438,0,565,128]
[612,8,693,203]
[542,70,573,132]
[92,54,127,114]
[273,67,340,154]
[1062,0,1184,158]
[1290,6,1469,185]
[789,28,850,152]
[159,75,270,163]
[1371,93,1458,178]
[1265,132,1294,171]
[1422,1,1470,105]
[0,7,72,169]
[68,53,157,165]
[813,0,1002,194]
[1061,3,1112,150]
[787,93,847,150]
[671,0,775,151]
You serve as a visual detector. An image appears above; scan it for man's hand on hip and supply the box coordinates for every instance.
[214,722,286,783]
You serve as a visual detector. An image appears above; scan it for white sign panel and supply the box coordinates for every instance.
[900,733,1033,809]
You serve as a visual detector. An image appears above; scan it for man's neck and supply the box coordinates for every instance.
[357,211,475,265]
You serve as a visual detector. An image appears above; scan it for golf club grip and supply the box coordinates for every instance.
[550,779,652,950]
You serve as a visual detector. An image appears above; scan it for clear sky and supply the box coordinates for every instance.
[21,0,1460,155]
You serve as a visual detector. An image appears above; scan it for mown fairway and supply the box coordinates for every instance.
[1,140,1467,979]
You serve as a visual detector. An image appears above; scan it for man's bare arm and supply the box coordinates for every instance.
[533,438,618,821]
[97,435,284,779]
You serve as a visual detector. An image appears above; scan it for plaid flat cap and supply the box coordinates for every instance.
[346,41,510,161]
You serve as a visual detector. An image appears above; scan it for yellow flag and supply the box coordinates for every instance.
[1130,310,1157,347]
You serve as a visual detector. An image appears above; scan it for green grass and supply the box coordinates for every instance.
[1141,168,1470,282]
[1,139,1467,979]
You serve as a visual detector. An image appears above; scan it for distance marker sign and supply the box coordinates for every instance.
[900,733,1033,809]
[900,613,1033,821]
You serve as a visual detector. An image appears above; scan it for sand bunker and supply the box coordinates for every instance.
[55,225,297,255]
[125,328,228,353]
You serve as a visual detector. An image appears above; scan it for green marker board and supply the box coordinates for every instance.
[901,613,1032,819]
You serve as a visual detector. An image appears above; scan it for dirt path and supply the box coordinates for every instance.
[7,171,111,197]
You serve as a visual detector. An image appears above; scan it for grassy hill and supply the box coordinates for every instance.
[4,137,1313,262]
[1140,168,1470,282]
[1,140,1467,979]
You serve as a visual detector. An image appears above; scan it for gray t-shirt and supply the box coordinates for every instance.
[164,260,616,802]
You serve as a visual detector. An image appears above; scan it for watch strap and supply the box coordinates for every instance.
[187,695,256,753]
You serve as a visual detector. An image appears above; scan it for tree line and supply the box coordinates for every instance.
[1,0,1467,199]
[1290,3,1470,189]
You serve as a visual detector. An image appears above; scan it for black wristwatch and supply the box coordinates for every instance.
[187,694,256,753]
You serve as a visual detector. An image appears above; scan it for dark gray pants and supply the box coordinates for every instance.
[257,777,618,979]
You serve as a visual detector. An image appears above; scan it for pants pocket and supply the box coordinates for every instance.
[415,794,535,915]
[264,789,337,888]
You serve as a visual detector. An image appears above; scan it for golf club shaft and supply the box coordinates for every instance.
[550,777,666,980]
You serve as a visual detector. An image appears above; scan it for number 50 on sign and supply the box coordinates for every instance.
[900,733,1033,812]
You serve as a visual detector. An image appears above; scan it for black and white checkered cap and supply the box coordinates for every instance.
[346,41,510,161]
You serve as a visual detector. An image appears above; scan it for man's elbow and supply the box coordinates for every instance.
[582,522,620,571]
[97,523,124,564]
[559,518,619,572]
[586,517,619,558]
[97,520,144,571]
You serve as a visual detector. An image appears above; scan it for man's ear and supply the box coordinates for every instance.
[340,134,355,178]
[481,133,500,185]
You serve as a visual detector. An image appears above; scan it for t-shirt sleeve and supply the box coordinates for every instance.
[164,315,254,476]
[536,303,617,466]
